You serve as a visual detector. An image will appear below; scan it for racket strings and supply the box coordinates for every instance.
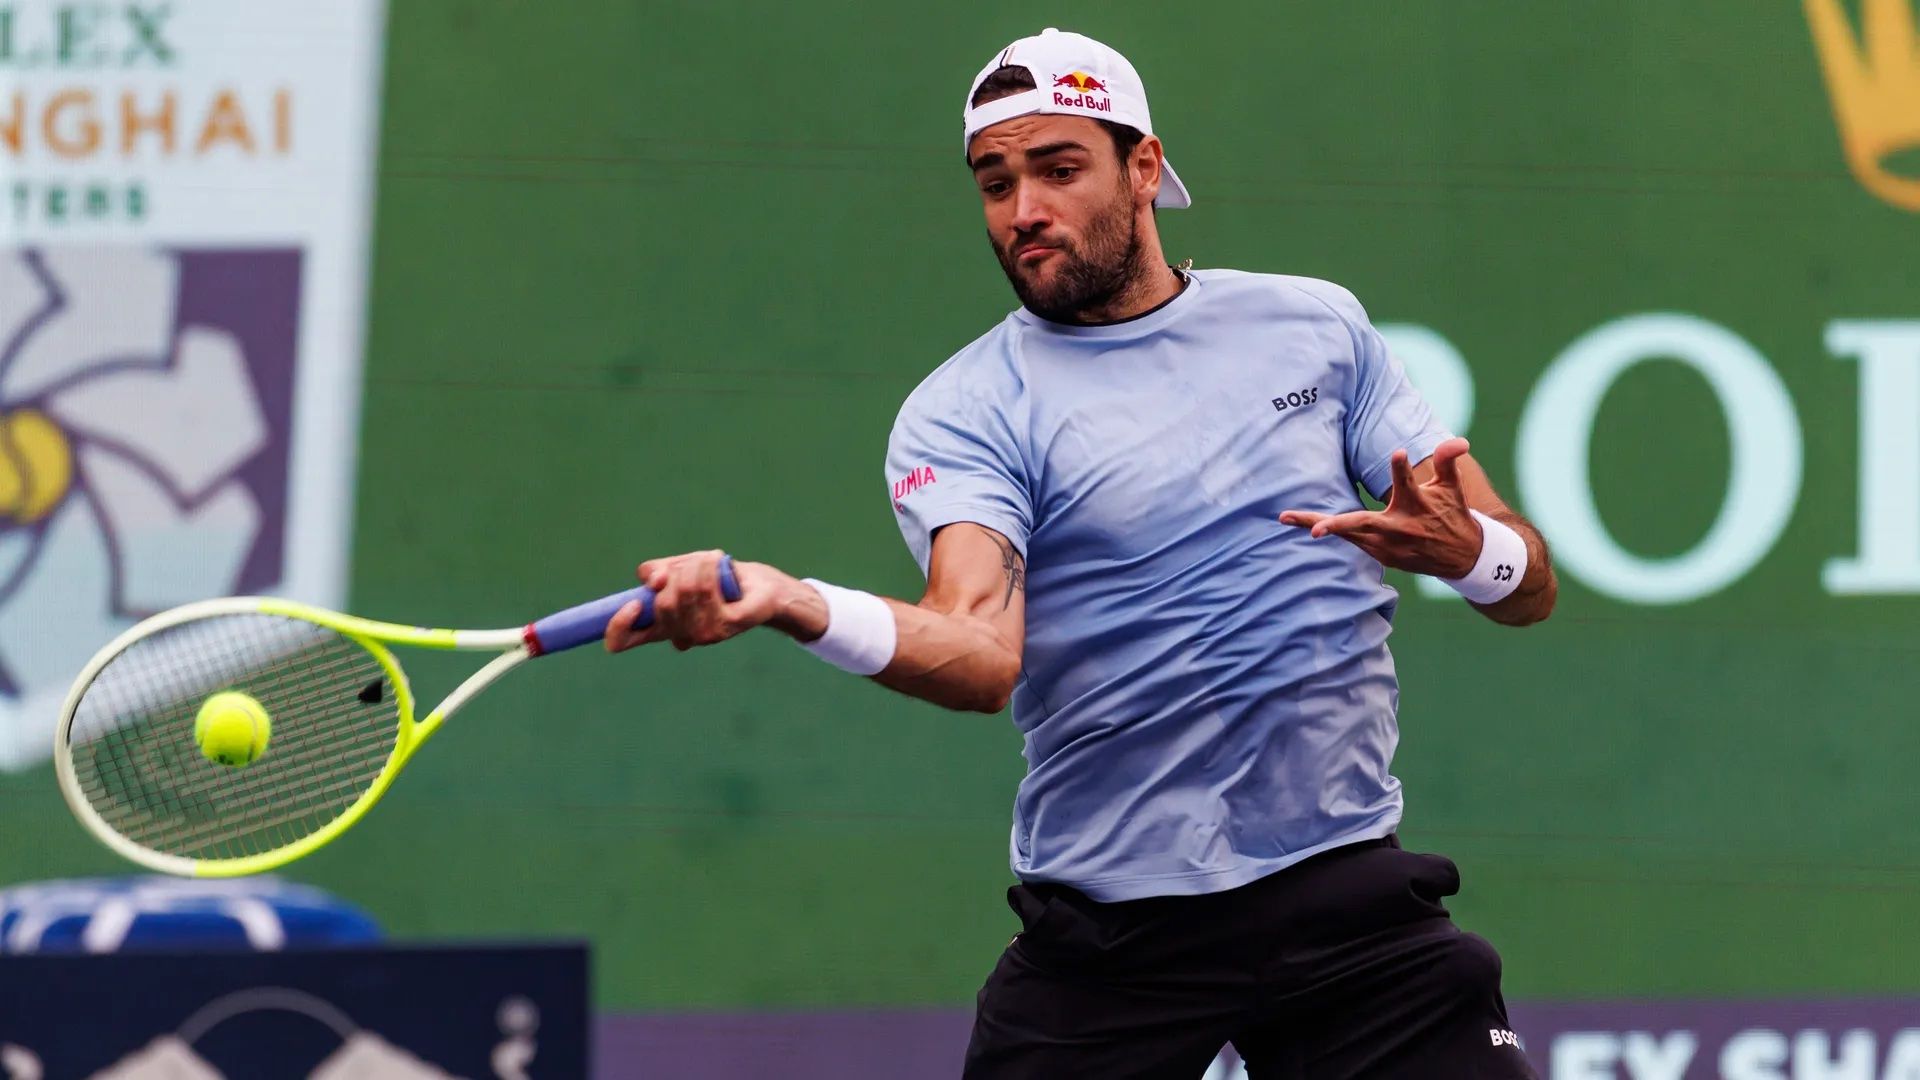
[78,630,393,859]
[66,613,402,861]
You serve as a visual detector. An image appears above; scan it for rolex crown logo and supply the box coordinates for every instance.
[1806,0,1920,211]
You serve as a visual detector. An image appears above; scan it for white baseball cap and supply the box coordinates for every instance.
[963,27,1192,210]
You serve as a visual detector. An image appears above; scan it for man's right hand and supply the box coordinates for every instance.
[603,523,1028,715]
[603,550,827,654]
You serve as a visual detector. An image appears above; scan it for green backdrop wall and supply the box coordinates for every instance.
[6,0,1918,1012]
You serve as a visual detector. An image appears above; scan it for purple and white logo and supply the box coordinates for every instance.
[0,246,303,770]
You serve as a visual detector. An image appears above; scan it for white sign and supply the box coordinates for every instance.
[0,1,387,769]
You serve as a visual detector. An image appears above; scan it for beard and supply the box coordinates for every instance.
[992,187,1147,323]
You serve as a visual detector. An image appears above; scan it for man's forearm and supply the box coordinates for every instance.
[873,599,1022,712]
[1472,510,1556,627]
[767,578,1021,714]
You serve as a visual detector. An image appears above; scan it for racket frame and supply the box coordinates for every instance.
[55,596,532,878]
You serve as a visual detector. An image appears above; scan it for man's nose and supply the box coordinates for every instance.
[1011,182,1052,235]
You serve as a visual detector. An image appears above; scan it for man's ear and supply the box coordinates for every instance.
[1135,137,1166,206]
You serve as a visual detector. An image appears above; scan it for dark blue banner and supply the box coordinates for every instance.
[0,943,587,1077]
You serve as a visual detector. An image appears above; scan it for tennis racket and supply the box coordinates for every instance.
[54,557,740,877]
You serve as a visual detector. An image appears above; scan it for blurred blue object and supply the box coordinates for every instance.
[0,876,381,953]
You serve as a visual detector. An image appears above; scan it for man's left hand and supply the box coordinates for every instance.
[1279,437,1483,579]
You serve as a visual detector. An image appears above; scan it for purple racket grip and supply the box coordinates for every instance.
[523,554,741,656]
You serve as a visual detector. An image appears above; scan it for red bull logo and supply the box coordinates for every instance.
[1052,71,1109,93]
[1051,70,1113,113]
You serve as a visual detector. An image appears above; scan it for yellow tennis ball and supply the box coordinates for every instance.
[195,691,272,767]
[0,409,73,524]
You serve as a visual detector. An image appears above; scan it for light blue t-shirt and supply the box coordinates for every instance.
[886,268,1451,902]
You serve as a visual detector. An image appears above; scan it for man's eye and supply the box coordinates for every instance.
[983,180,1011,196]
[1049,166,1078,180]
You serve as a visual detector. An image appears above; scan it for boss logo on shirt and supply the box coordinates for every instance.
[1272,387,1320,412]
[892,465,937,513]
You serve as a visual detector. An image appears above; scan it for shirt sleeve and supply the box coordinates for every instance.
[886,377,1033,577]
[1321,286,1453,500]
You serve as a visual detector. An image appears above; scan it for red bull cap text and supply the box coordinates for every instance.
[1051,70,1112,112]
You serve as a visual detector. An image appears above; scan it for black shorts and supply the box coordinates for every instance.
[962,837,1538,1079]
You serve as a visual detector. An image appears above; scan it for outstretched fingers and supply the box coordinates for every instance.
[1428,437,1471,491]
[1283,508,1382,539]
[1385,449,1424,510]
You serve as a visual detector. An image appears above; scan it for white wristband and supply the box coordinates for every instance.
[1443,511,1528,605]
[797,580,897,675]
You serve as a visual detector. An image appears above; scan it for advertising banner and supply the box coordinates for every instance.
[0,942,587,1078]
[0,0,387,769]
[593,1001,1920,1080]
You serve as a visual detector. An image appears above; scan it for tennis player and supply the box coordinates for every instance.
[610,27,1555,1079]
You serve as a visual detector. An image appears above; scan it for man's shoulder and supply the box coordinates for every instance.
[1191,268,1370,325]
[893,315,1024,430]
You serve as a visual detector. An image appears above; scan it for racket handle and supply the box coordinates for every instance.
[524,555,741,656]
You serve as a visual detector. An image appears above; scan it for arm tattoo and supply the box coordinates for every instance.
[990,534,1026,610]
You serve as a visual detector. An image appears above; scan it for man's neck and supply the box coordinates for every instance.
[1064,262,1186,325]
